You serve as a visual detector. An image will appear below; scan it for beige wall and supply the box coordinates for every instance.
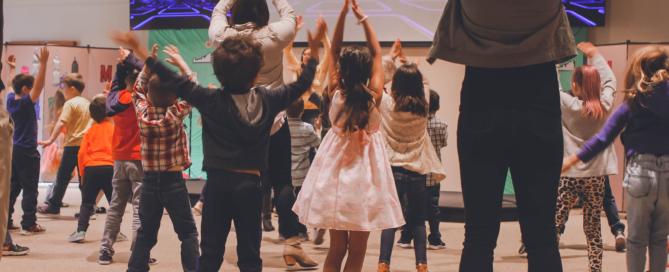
[401,48,465,192]
[5,0,148,47]
[589,0,669,44]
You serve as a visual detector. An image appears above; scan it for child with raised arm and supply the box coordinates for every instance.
[39,73,92,215]
[68,95,114,243]
[112,17,325,271]
[284,15,332,127]
[293,1,405,271]
[98,47,144,265]
[563,46,669,272]
[7,48,49,235]
[107,42,199,272]
[1,60,30,257]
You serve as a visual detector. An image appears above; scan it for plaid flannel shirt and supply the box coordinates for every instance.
[132,68,192,172]
[426,114,448,187]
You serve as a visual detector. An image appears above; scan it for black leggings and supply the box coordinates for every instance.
[379,167,428,265]
[77,166,113,232]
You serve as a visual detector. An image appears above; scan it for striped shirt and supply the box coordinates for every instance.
[133,69,192,172]
[426,115,448,186]
[287,117,320,187]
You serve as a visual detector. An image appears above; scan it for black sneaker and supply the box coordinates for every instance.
[2,244,30,256]
[98,249,113,265]
[37,204,60,215]
[518,244,527,255]
[95,207,107,214]
[428,238,446,250]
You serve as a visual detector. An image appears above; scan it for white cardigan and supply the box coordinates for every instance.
[209,0,297,89]
[379,91,446,182]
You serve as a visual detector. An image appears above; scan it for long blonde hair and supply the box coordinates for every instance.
[624,46,669,101]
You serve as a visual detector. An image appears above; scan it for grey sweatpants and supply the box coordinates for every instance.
[100,160,143,253]
[0,114,14,260]
[624,154,669,272]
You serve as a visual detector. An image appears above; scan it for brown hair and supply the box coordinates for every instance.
[212,36,263,93]
[391,63,428,117]
[335,45,375,132]
[147,74,177,108]
[62,73,86,93]
[230,0,270,28]
[12,74,35,95]
[89,95,107,123]
[286,98,305,118]
[624,46,669,101]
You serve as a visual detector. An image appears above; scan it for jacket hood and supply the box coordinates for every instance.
[639,81,669,120]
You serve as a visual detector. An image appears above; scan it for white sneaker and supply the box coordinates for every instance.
[68,231,86,243]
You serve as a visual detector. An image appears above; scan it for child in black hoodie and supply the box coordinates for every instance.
[111,17,326,272]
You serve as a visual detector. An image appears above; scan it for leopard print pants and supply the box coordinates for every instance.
[555,176,606,272]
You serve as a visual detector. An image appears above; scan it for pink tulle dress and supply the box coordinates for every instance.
[292,91,405,231]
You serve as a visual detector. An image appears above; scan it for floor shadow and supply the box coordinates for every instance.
[560,243,620,252]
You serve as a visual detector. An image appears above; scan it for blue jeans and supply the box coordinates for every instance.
[128,172,199,272]
[399,183,443,243]
[624,154,669,272]
[380,167,428,265]
[603,176,626,235]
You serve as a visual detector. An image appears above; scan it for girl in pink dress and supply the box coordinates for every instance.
[292,0,404,271]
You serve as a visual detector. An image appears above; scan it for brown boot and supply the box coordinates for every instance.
[416,263,428,272]
[377,262,390,272]
[283,237,318,267]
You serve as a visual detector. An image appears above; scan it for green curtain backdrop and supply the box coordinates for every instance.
[148,29,216,179]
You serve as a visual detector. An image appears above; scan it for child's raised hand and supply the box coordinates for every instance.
[102,81,112,96]
[7,55,16,69]
[307,17,327,62]
[351,0,366,20]
[150,44,160,59]
[341,0,350,13]
[37,47,50,65]
[110,31,148,59]
[118,47,131,63]
[296,15,305,32]
[577,42,598,58]
[390,39,404,60]
[163,45,186,67]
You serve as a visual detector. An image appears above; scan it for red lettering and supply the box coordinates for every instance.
[100,65,113,83]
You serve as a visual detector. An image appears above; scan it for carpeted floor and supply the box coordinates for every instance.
[0,186,628,271]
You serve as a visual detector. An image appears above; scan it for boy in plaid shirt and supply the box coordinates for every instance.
[122,44,199,272]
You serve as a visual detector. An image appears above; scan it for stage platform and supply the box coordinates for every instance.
[438,191,519,223]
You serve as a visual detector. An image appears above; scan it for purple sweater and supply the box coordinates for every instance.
[578,82,669,162]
